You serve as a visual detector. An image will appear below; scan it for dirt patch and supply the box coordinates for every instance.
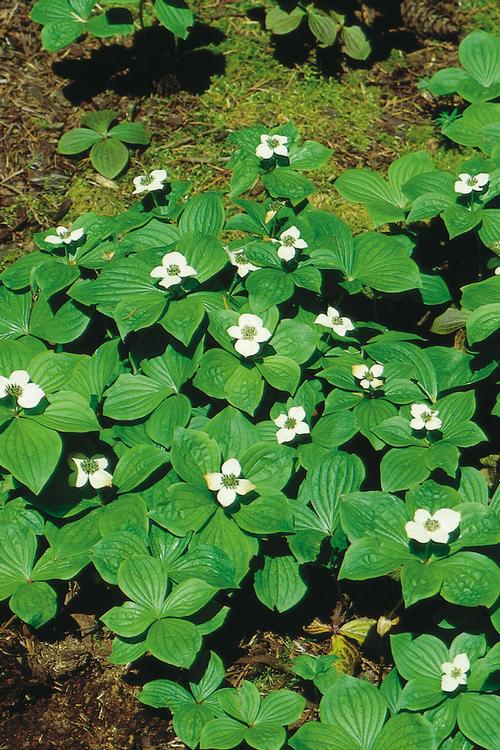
[0,621,179,750]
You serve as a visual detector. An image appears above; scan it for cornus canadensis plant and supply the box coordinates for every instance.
[0,117,498,750]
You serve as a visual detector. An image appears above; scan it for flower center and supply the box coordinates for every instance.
[241,325,257,340]
[281,235,295,247]
[284,417,297,429]
[222,473,239,489]
[234,252,248,264]
[267,137,279,149]
[450,666,463,679]
[331,315,343,325]
[6,383,23,398]
[466,177,478,186]
[424,519,440,532]
[82,458,99,474]
[422,411,434,423]
[167,264,181,275]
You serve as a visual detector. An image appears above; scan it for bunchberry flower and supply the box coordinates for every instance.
[273,226,308,262]
[227,314,271,357]
[132,169,168,195]
[0,370,44,409]
[150,251,197,289]
[352,363,384,390]
[454,172,489,194]
[274,406,310,444]
[315,307,354,337]
[227,248,259,278]
[205,458,255,507]
[441,653,470,692]
[45,225,84,245]
[410,403,442,431]
[69,454,113,489]
[256,133,289,159]
[405,508,461,544]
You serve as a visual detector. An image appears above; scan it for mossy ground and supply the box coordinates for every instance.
[1,0,496,267]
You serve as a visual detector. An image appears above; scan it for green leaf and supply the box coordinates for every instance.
[171,428,221,488]
[391,632,454,681]
[262,169,315,202]
[137,678,193,709]
[265,6,306,35]
[28,391,99,433]
[200,717,247,750]
[311,411,358,450]
[101,601,157,637]
[442,205,482,239]
[162,579,217,617]
[320,675,387,748]
[58,128,102,155]
[457,693,500,750]
[0,524,36,599]
[247,269,295,312]
[81,109,118,133]
[245,724,286,750]
[87,9,135,38]
[147,618,202,668]
[92,532,149,585]
[179,191,225,237]
[225,361,264,416]
[103,374,172,420]
[400,559,443,607]
[459,31,500,88]
[41,19,85,52]
[254,555,307,612]
[9,582,58,628]
[466,303,500,344]
[117,556,167,610]
[0,419,62,495]
[435,551,500,607]
[241,442,293,492]
[236,494,294,535]
[174,703,216,750]
[289,141,332,171]
[150,483,215,536]
[90,137,129,178]
[146,393,191,448]
[257,355,300,394]
[289,722,356,750]
[372,713,438,750]
[154,0,194,40]
[308,11,339,48]
[380,447,430,492]
[113,445,168,492]
[161,296,205,346]
[342,25,371,61]
[257,689,305,725]
[272,319,319,364]
[339,537,409,580]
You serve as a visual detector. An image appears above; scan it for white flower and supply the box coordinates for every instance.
[441,653,470,692]
[150,251,197,289]
[405,508,461,544]
[256,133,289,160]
[132,169,168,195]
[495,266,500,275]
[410,403,442,431]
[0,370,44,409]
[205,458,255,507]
[272,226,308,262]
[352,364,384,390]
[227,313,271,357]
[315,307,355,337]
[69,454,113,490]
[227,248,259,278]
[454,172,489,195]
[274,406,310,444]
[45,225,84,245]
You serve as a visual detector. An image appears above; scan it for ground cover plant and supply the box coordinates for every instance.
[0,3,499,749]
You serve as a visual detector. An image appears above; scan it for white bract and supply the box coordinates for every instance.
[410,403,442,431]
[273,226,308,262]
[227,314,271,357]
[205,459,255,507]
[315,307,354,337]
[274,406,310,444]
[45,225,84,245]
[405,508,461,544]
[454,172,489,194]
[352,363,384,390]
[227,248,259,278]
[150,251,197,289]
[132,169,168,195]
[256,133,289,159]
[441,653,470,692]
[69,454,113,489]
[0,370,44,409]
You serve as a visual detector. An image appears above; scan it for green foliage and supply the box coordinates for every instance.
[58,110,149,179]
[30,0,194,51]
[1,106,498,749]
[265,2,371,61]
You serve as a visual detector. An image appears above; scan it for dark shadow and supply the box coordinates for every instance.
[54,22,226,104]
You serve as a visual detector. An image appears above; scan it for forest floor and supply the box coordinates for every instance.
[0,1,498,747]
